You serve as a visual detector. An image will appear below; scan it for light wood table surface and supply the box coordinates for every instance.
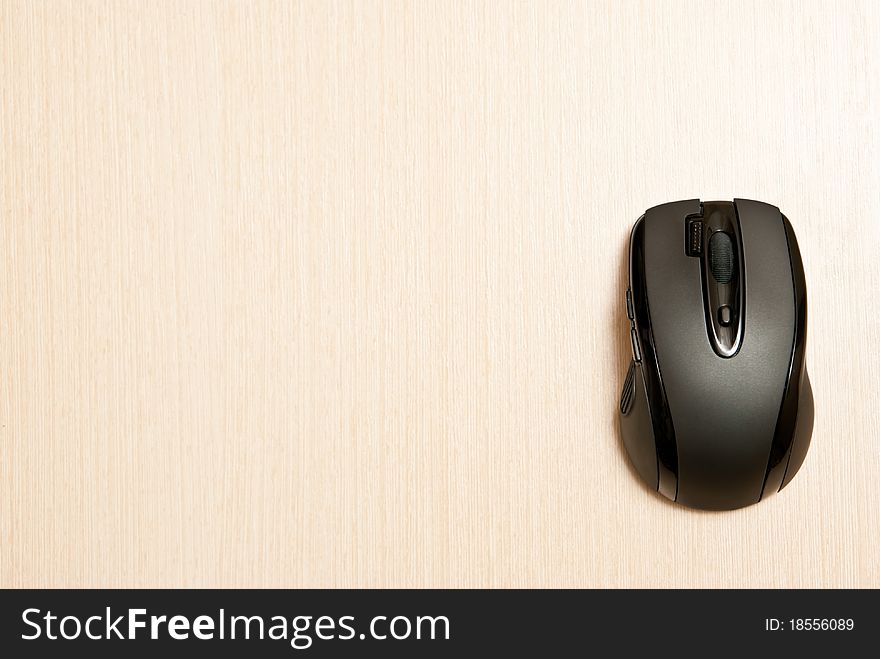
[2,1,879,588]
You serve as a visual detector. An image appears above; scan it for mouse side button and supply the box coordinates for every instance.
[630,328,642,362]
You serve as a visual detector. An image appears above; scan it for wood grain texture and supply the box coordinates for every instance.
[2,0,879,588]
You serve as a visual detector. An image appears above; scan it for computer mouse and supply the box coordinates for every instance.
[618,199,813,510]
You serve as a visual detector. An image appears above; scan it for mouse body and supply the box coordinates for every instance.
[619,199,813,510]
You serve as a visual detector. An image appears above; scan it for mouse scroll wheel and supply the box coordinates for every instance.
[709,232,735,284]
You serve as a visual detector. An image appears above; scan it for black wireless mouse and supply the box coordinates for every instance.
[618,199,813,510]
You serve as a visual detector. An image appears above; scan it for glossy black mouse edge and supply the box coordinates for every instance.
[620,218,659,491]
[758,214,811,498]
[625,215,678,501]
[777,215,813,491]
[780,371,814,489]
